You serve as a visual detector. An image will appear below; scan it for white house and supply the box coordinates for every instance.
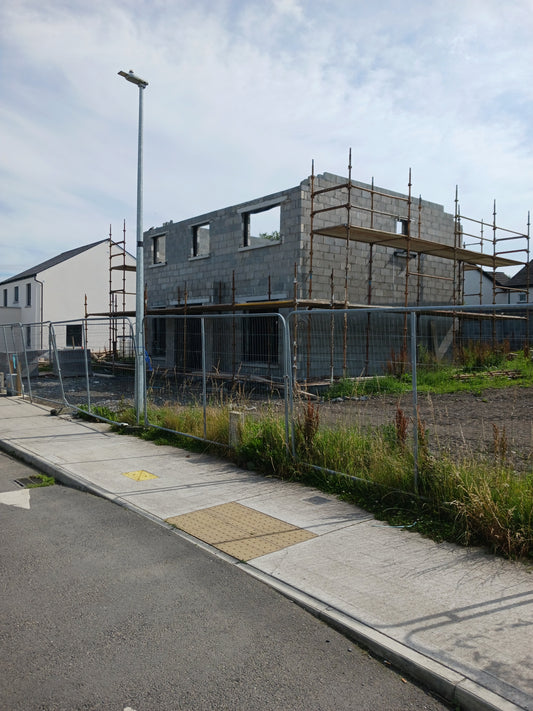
[499,263,533,304]
[463,267,511,305]
[0,239,136,354]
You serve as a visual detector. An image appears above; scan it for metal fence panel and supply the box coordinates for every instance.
[288,308,417,488]
[47,318,136,413]
[0,318,136,412]
[144,313,290,448]
[289,304,533,491]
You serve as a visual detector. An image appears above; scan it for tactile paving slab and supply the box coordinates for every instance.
[166,501,317,560]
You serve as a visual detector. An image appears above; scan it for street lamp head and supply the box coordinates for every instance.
[118,69,148,88]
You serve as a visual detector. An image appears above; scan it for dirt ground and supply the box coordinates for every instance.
[22,372,533,470]
[313,387,533,468]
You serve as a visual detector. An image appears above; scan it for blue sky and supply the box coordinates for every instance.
[1,0,533,279]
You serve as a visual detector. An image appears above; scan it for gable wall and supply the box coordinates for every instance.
[43,242,136,320]
[144,184,303,309]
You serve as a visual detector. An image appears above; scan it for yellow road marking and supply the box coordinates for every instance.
[121,470,158,481]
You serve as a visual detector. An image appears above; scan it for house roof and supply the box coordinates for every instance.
[0,239,109,286]
[505,261,533,288]
[494,271,510,285]
[467,267,510,286]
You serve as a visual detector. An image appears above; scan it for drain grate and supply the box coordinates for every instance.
[13,476,42,488]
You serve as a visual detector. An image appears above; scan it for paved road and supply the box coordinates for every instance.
[0,451,450,711]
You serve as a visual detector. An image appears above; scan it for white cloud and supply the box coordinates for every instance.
[1,0,533,279]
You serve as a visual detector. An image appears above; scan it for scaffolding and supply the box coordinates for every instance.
[308,153,529,375]
[84,222,136,357]
[457,193,530,342]
[108,221,136,356]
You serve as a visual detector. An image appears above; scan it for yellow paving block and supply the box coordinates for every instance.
[166,502,317,560]
[121,470,158,481]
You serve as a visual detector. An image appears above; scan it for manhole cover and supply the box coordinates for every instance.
[305,496,332,505]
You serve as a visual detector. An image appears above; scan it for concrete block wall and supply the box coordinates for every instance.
[299,173,456,306]
[144,184,304,310]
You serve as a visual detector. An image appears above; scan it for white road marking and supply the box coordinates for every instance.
[0,489,30,509]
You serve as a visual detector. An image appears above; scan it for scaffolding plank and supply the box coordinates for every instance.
[315,224,521,268]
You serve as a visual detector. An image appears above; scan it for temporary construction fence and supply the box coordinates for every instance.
[0,318,136,410]
[2,306,533,493]
[289,304,533,492]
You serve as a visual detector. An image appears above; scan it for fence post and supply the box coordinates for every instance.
[82,319,91,413]
[410,310,419,493]
[12,325,23,395]
[280,314,292,456]
[287,312,297,458]
[20,323,33,401]
[201,317,207,440]
[229,410,244,447]
[50,324,67,405]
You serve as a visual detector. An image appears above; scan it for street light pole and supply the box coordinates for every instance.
[118,69,148,423]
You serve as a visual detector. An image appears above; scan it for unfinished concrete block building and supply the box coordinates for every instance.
[143,164,523,381]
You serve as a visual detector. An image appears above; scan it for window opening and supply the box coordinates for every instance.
[192,223,210,257]
[175,317,202,371]
[396,219,409,236]
[242,315,279,364]
[66,324,83,347]
[3,289,6,307]
[243,205,281,247]
[152,234,166,264]
[26,283,31,306]
[14,286,19,303]
[151,319,166,357]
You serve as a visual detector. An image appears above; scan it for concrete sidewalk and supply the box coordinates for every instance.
[0,396,531,711]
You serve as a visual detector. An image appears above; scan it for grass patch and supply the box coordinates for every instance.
[322,346,533,400]
[26,473,55,487]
